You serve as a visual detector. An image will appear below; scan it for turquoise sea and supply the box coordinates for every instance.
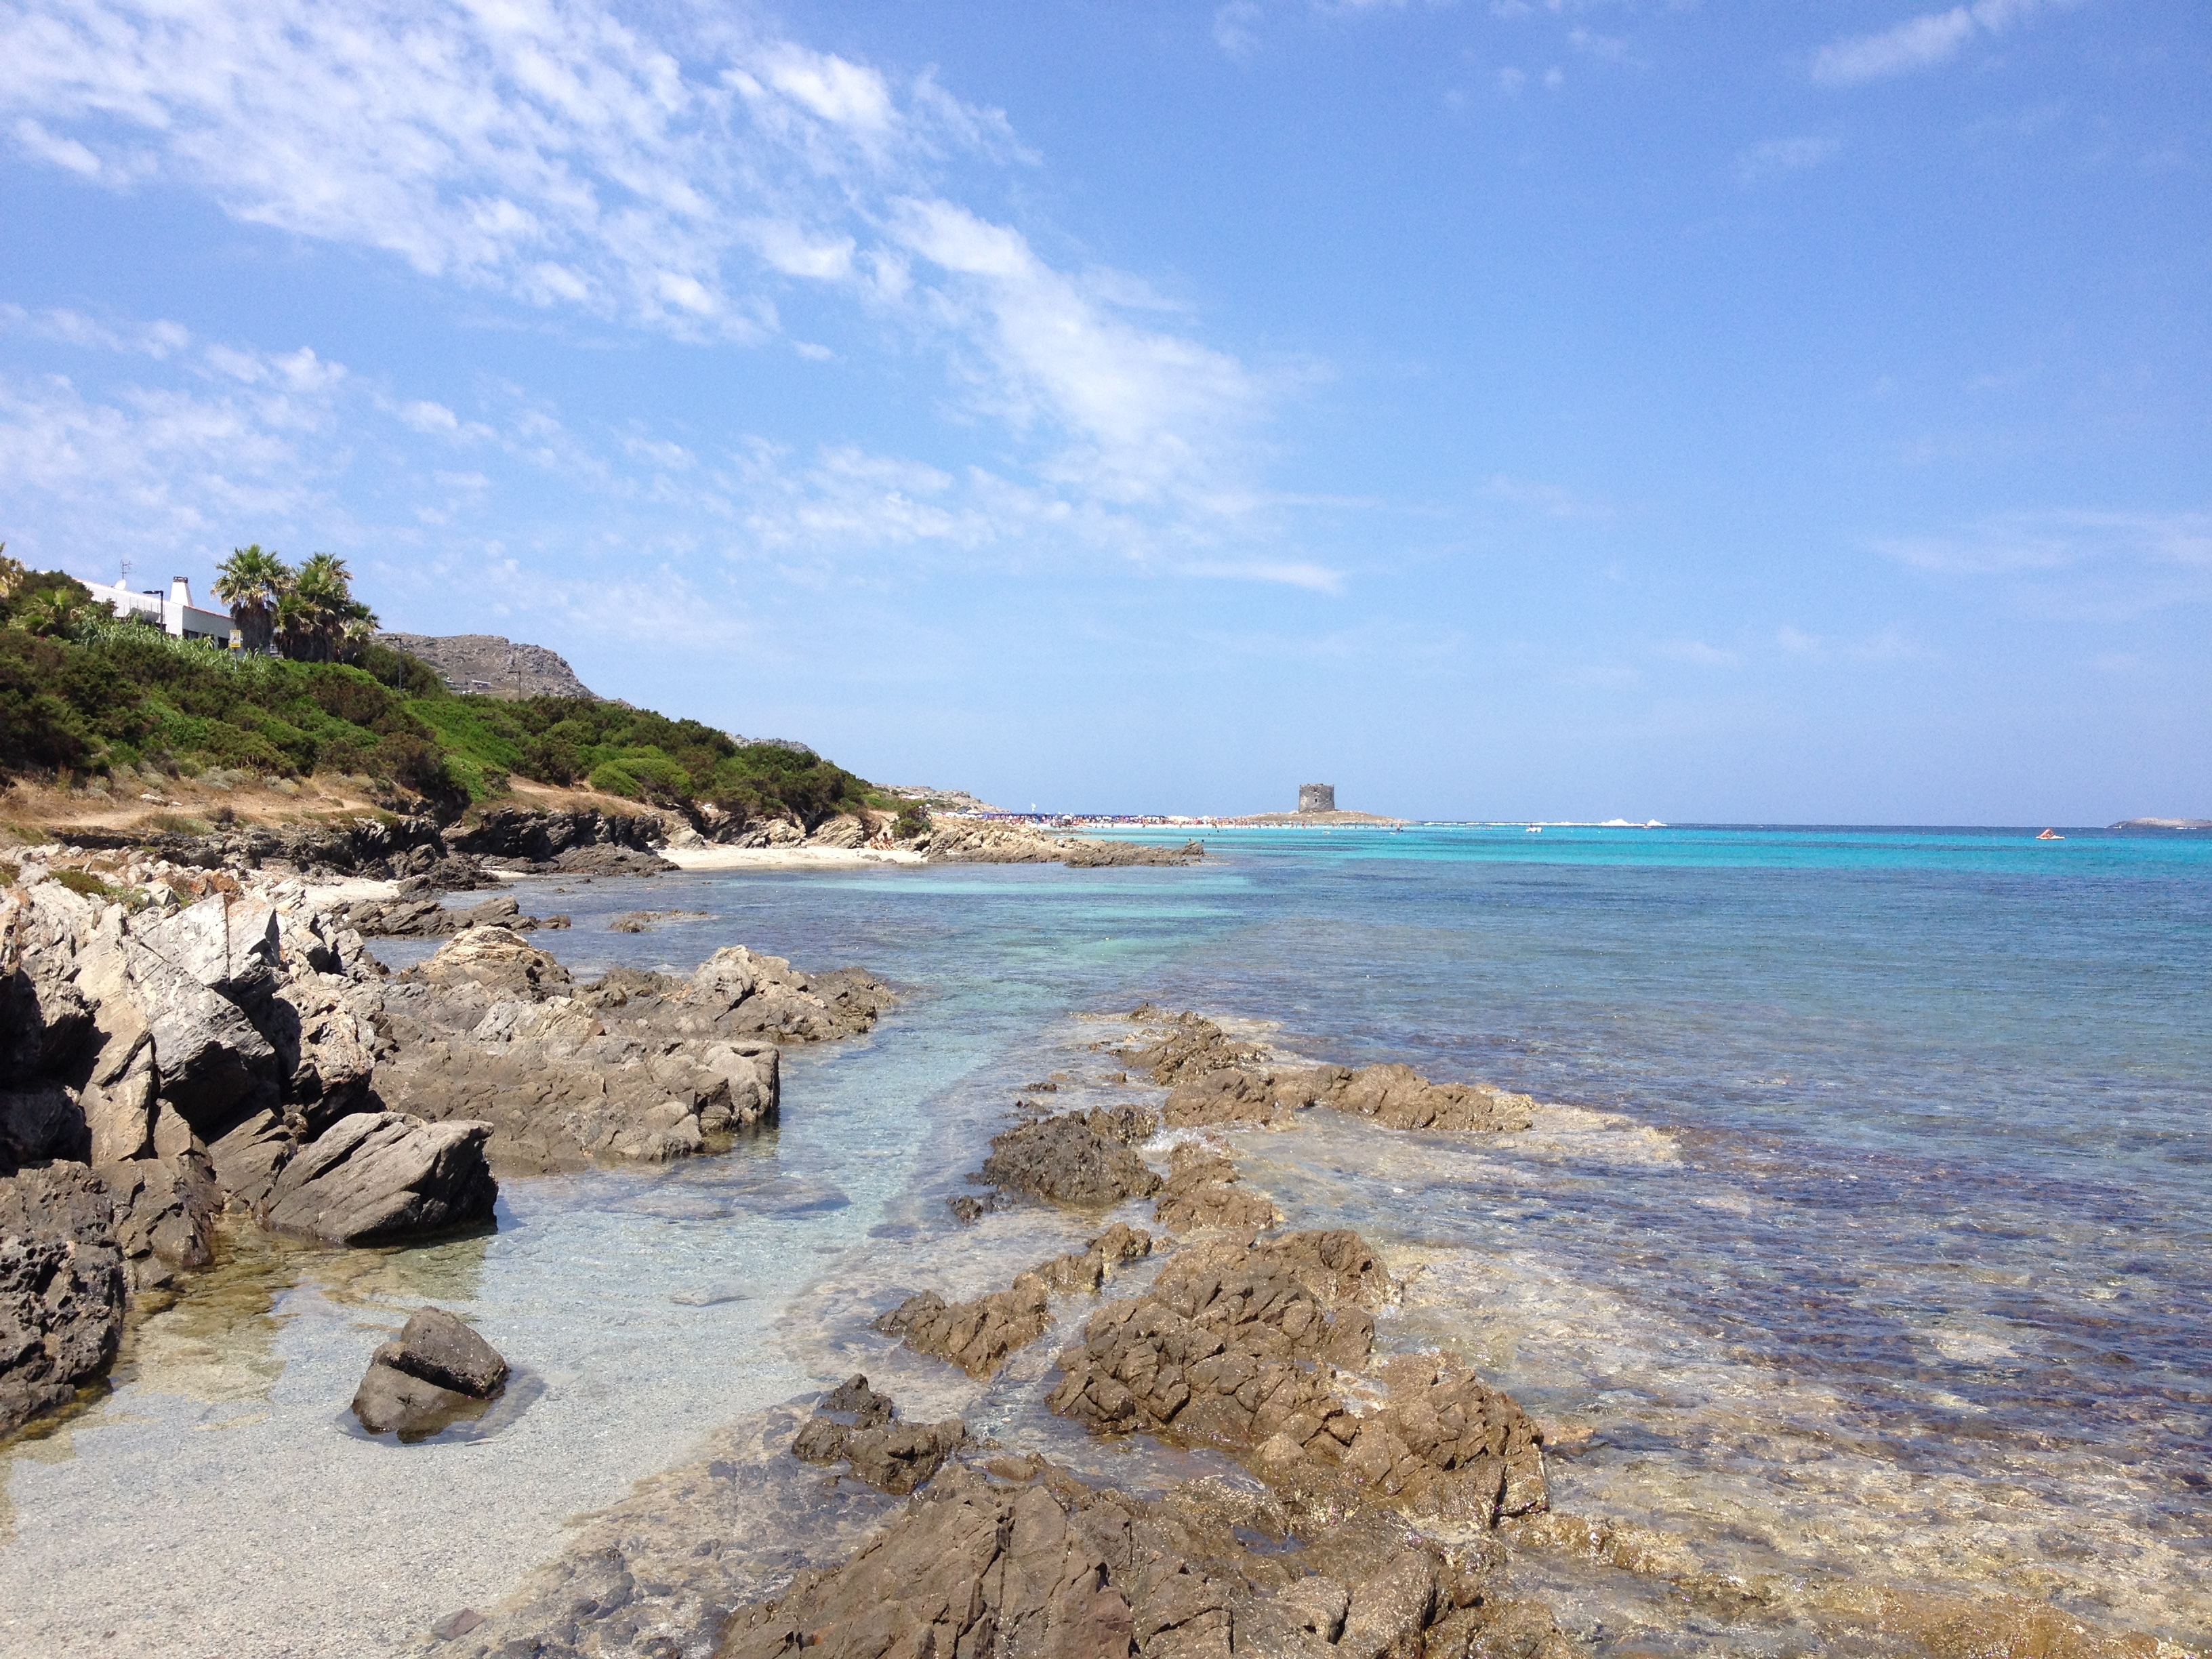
[4,824,2207,1656]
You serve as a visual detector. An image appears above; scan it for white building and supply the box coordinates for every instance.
[81,573,237,645]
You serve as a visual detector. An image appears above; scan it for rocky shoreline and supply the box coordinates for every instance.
[394,1003,1585,1659]
[6,847,2181,1659]
[41,802,1207,889]
[0,840,890,1439]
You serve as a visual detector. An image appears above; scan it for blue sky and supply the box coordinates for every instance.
[2,0,2205,822]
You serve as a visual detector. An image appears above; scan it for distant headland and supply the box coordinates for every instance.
[1226,781,1406,827]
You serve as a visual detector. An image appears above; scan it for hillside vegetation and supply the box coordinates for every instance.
[0,564,874,827]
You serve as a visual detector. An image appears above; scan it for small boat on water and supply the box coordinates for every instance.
[1526,824,1542,834]
[2037,828,2064,840]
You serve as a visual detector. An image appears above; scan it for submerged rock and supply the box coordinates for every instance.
[790,1375,964,1496]
[977,1112,1162,1209]
[352,1306,510,1439]
[1153,1139,1281,1234]
[876,1273,1054,1378]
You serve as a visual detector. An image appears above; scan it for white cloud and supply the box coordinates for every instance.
[1771,626,1929,663]
[1,305,190,358]
[1214,2,1265,58]
[1879,510,2211,580]
[1811,0,2051,86]
[1181,559,1343,593]
[0,0,1000,338]
[12,116,102,176]
[1656,639,1740,668]
[0,0,1308,591]
[1737,136,1841,182]
[1485,473,1613,520]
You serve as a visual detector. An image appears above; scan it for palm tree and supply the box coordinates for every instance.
[213,545,291,653]
[12,586,88,638]
[278,552,374,661]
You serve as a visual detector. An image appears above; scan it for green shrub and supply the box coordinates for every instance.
[51,868,116,899]
[588,760,641,798]
[0,563,878,821]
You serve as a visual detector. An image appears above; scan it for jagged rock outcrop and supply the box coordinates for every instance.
[55,815,449,877]
[0,1164,125,1435]
[352,1305,510,1439]
[1,877,392,1232]
[976,1113,1163,1209]
[715,1454,1568,1659]
[918,820,1205,868]
[1036,1221,1154,1294]
[374,930,880,1170]
[1122,1008,1263,1084]
[451,806,676,876]
[877,1273,1054,1378]
[1130,1008,1538,1134]
[1048,1228,1547,1531]
[56,804,674,882]
[263,1112,498,1245]
[790,1375,964,1496]
[336,891,569,939]
[1154,1140,1281,1234]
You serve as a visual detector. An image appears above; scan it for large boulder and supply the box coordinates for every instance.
[0,1165,125,1436]
[352,1306,510,1439]
[263,1111,497,1245]
[405,925,574,1000]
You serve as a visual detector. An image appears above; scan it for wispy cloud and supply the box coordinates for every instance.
[1736,136,1841,183]
[0,0,1314,591]
[1811,0,2049,86]
[1214,2,1265,58]
[1656,639,1741,668]
[1773,625,1929,662]
[1485,473,1614,520]
[1879,510,2211,579]
[1878,509,2211,619]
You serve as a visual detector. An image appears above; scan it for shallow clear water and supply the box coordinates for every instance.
[3,825,2206,1656]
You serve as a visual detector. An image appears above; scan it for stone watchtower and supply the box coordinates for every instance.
[1298,783,1336,814]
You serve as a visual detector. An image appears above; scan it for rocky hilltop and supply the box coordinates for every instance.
[374,632,596,700]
